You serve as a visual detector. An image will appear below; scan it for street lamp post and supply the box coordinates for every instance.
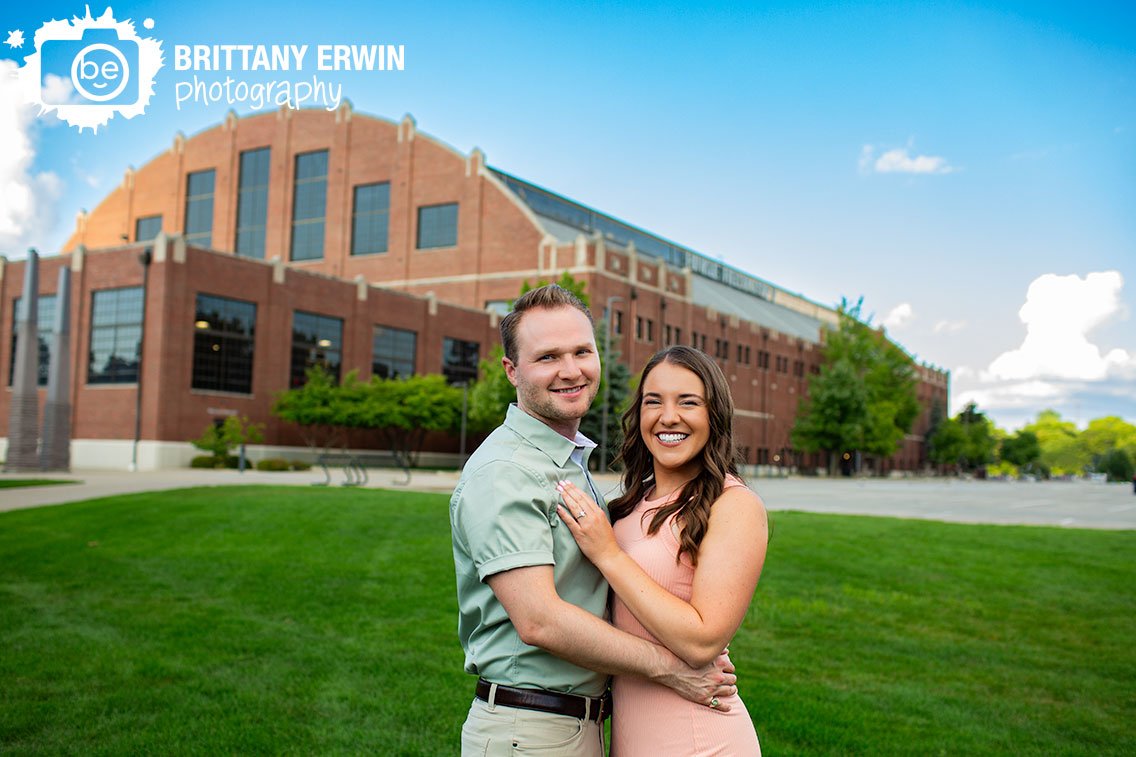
[600,295,623,474]
[130,247,152,472]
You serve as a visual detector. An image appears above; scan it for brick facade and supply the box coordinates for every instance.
[3,106,948,471]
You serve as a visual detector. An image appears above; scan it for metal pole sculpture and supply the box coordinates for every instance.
[40,266,73,471]
[5,250,40,471]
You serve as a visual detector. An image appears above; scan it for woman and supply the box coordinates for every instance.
[557,345,768,756]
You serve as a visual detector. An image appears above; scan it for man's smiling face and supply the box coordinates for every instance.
[503,305,600,439]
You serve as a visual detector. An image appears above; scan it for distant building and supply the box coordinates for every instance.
[1,106,948,471]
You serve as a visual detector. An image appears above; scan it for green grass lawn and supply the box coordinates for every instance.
[1,487,1132,755]
[0,479,79,489]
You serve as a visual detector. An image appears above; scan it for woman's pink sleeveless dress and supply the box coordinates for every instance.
[610,477,761,756]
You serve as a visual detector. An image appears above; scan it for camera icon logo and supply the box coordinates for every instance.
[41,28,139,105]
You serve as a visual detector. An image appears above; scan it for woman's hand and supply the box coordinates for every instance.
[556,480,622,568]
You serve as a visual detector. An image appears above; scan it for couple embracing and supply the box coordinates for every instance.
[451,285,769,756]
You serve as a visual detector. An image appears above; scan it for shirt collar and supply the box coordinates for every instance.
[504,403,596,468]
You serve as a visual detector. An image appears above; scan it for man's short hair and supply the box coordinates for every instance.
[500,284,593,363]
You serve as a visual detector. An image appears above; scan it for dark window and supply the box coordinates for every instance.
[88,287,143,384]
[352,182,390,255]
[372,326,416,379]
[290,311,342,387]
[9,295,56,386]
[185,169,215,247]
[665,324,673,346]
[646,319,654,342]
[417,203,459,249]
[192,294,256,394]
[442,337,479,385]
[291,150,328,261]
[636,316,643,340]
[236,147,270,259]
[692,330,699,348]
[675,327,682,345]
[758,350,770,370]
[135,215,162,242]
[737,344,744,363]
[613,310,623,336]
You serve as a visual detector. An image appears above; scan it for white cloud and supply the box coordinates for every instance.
[882,302,913,329]
[934,319,966,334]
[0,59,63,254]
[988,271,1132,381]
[860,143,956,175]
[950,271,1136,429]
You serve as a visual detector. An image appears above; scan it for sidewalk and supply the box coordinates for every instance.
[3,468,1134,529]
[0,467,627,513]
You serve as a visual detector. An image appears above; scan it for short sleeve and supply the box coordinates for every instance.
[454,462,555,581]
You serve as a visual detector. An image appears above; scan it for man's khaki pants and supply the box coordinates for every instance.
[461,690,604,756]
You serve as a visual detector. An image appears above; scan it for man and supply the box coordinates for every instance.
[451,285,737,756]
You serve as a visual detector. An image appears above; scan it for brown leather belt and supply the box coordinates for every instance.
[476,678,610,723]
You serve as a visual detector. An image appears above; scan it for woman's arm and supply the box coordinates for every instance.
[557,481,768,668]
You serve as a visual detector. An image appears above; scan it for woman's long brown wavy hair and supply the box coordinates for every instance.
[608,345,744,565]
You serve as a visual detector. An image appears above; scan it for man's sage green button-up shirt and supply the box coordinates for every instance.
[451,404,610,697]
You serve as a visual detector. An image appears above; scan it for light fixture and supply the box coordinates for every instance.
[317,338,332,348]
[195,320,209,329]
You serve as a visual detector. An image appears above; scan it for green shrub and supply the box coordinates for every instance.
[190,455,219,469]
[255,458,292,472]
[290,460,312,471]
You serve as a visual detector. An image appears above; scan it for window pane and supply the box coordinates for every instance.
[192,293,256,393]
[417,203,458,249]
[442,336,479,385]
[9,295,57,386]
[291,151,328,261]
[87,287,143,384]
[372,325,416,379]
[290,310,342,387]
[185,169,215,247]
[135,215,162,242]
[235,148,270,259]
[352,182,390,255]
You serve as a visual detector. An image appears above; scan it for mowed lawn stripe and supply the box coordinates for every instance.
[1,486,1132,755]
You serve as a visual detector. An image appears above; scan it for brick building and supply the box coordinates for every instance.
[2,105,948,471]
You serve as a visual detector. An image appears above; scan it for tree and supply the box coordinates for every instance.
[520,271,590,306]
[1023,409,1089,476]
[273,368,463,478]
[353,374,463,475]
[1098,448,1134,483]
[791,297,919,474]
[580,316,632,471]
[999,430,1041,474]
[468,345,515,432]
[928,402,997,474]
[1080,416,1136,473]
[791,360,869,474]
[190,415,264,467]
[271,366,347,452]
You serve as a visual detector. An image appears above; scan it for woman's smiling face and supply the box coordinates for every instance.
[639,360,710,477]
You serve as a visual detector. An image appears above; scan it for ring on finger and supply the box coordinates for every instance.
[708,697,720,709]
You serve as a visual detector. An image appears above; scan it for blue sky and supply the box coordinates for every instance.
[2,0,1133,431]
